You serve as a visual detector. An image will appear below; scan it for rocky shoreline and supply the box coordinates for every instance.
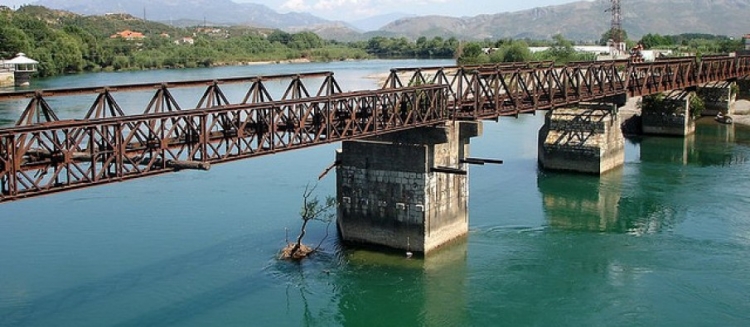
[729,99,750,126]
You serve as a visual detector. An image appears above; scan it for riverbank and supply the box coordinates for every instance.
[731,99,750,125]
[219,58,312,66]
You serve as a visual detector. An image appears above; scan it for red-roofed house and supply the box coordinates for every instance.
[110,30,146,41]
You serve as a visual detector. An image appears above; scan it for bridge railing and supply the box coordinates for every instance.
[382,55,750,105]
[0,84,449,202]
[0,71,344,127]
[384,60,629,117]
[3,55,750,202]
[626,55,750,96]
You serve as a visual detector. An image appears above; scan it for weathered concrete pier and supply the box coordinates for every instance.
[336,121,480,253]
[698,81,737,116]
[641,90,697,136]
[0,69,12,87]
[538,104,625,175]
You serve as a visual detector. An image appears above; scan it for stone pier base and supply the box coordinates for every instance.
[698,81,736,116]
[0,71,13,87]
[336,121,480,254]
[641,90,695,136]
[538,104,624,174]
[13,71,30,87]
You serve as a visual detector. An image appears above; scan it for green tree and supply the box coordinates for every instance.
[50,33,84,73]
[599,28,628,45]
[500,40,532,62]
[268,30,291,45]
[640,33,673,49]
[0,25,31,58]
[457,41,485,64]
[547,34,576,63]
[289,31,323,50]
[281,184,336,260]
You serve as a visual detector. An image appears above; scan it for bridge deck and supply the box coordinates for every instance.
[1,56,749,202]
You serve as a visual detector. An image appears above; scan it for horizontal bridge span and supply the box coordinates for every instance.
[0,85,449,201]
[1,55,749,202]
[0,71,336,100]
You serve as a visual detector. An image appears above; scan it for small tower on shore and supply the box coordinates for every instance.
[2,53,38,87]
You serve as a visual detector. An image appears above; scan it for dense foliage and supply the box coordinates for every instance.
[639,92,705,118]
[1,5,745,78]
[0,6,375,76]
[457,34,596,65]
[457,29,745,66]
[0,6,464,77]
[638,33,742,54]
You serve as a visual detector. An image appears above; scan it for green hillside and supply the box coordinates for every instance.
[0,5,369,77]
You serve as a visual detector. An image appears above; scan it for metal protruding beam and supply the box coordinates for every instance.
[431,166,467,175]
[167,160,211,171]
[461,157,504,165]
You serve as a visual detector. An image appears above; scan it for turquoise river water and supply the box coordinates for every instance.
[1,60,749,326]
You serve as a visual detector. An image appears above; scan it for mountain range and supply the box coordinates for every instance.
[34,0,329,29]
[32,0,750,41]
[380,0,750,41]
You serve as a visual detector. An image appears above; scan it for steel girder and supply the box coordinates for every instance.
[2,55,750,202]
[0,85,447,202]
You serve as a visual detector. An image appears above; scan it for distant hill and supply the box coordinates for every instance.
[29,0,750,42]
[348,12,416,32]
[378,0,750,41]
[290,23,364,43]
[34,0,329,29]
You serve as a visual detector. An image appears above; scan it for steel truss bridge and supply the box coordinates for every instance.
[1,56,749,202]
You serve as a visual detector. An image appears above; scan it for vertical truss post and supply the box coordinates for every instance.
[145,84,182,114]
[196,81,231,109]
[85,89,126,119]
[16,92,60,126]
[242,79,273,104]
[317,72,342,97]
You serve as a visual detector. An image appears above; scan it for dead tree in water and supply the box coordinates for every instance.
[281,184,337,260]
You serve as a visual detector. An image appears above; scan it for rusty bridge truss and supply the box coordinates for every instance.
[1,56,749,202]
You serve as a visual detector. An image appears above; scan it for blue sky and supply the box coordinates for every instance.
[2,0,584,20]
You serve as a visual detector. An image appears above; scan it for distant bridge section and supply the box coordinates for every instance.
[1,55,749,202]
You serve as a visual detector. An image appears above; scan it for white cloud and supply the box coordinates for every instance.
[314,0,366,10]
[300,0,455,19]
[281,0,310,11]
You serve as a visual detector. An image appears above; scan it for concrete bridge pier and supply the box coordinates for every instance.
[336,121,481,254]
[738,79,750,100]
[698,81,737,116]
[641,90,696,136]
[0,70,13,87]
[538,104,625,175]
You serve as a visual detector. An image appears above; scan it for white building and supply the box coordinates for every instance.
[1,53,38,87]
